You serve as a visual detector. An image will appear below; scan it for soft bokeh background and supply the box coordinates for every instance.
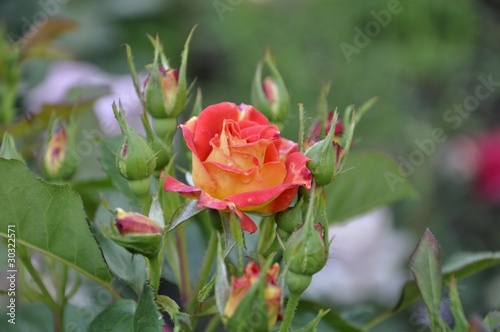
[2,0,500,330]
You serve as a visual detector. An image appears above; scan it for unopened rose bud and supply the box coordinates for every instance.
[225,261,282,330]
[43,117,78,180]
[251,49,290,123]
[143,30,193,124]
[0,132,24,163]
[285,222,327,276]
[113,104,156,196]
[106,208,163,258]
[305,112,341,186]
[262,76,278,105]
[144,67,181,119]
[284,221,328,295]
[114,208,162,235]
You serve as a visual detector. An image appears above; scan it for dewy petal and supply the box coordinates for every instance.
[163,176,202,200]
[190,102,242,161]
[282,151,312,188]
[259,162,287,187]
[181,125,217,195]
[276,138,299,162]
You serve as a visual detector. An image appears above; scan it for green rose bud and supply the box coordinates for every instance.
[251,48,290,123]
[305,112,340,186]
[283,185,328,295]
[142,29,194,122]
[106,208,163,258]
[144,67,181,119]
[43,116,78,181]
[285,222,327,276]
[113,103,156,196]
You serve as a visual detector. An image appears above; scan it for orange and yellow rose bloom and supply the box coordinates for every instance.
[163,102,311,232]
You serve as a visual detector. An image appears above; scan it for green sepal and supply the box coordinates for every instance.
[284,186,327,280]
[305,111,339,186]
[103,219,162,259]
[141,112,171,170]
[0,132,24,163]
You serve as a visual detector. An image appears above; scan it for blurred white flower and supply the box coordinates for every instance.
[25,61,143,136]
[303,207,413,307]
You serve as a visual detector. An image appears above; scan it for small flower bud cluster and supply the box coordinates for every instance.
[141,34,192,171]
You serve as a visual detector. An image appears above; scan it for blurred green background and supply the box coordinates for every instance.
[2,0,500,330]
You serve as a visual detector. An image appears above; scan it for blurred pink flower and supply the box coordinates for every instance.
[444,128,500,204]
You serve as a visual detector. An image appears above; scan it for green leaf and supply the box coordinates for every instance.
[156,294,191,331]
[88,300,136,332]
[353,97,378,124]
[0,159,112,286]
[325,151,417,223]
[394,251,500,315]
[484,311,500,331]
[409,229,442,330]
[167,199,205,231]
[133,283,163,332]
[0,302,52,331]
[443,252,500,277]
[448,277,468,332]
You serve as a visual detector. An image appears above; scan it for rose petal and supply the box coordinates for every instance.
[237,104,270,125]
[163,176,202,200]
[164,176,257,233]
[203,162,269,199]
[283,151,312,188]
[198,192,257,232]
[191,103,242,161]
